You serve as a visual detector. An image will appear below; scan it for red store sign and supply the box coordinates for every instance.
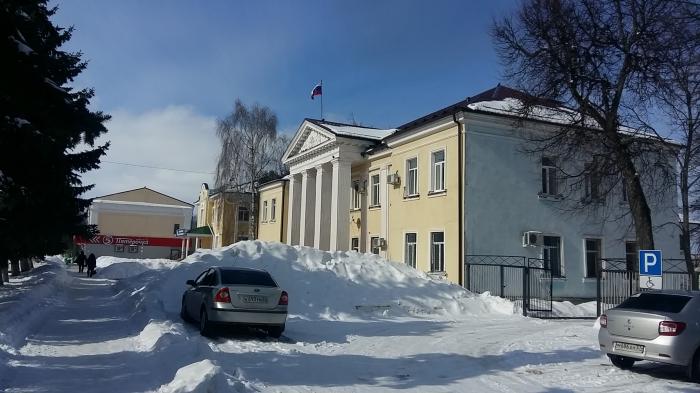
[75,234,182,248]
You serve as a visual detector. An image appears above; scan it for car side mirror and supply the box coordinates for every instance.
[186,279,196,287]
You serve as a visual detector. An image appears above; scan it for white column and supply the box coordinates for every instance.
[330,159,352,251]
[299,169,317,247]
[286,173,302,245]
[380,165,389,258]
[314,163,332,250]
[195,237,200,249]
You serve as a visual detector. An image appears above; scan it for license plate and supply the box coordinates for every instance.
[613,342,645,354]
[241,295,267,304]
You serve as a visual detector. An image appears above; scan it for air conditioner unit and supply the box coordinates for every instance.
[522,231,544,247]
[387,173,400,186]
[372,237,387,249]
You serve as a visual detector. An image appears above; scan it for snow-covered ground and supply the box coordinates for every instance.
[0,242,697,392]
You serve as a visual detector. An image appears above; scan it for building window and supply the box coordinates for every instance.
[543,235,562,277]
[370,174,380,207]
[431,150,445,192]
[585,238,601,278]
[430,232,445,272]
[541,157,560,196]
[625,241,639,271]
[128,244,139,253]
[370,236,380,254]
[173,223,180,235]
[405,233,417,268]
[114,244,124,253]
[237,236,249,242]
[352,181,361,210]
[271,198,276,221]
[584,163,601,201]
[238,206,249,222]
[262,201,268,222]
[351,237,359,252]
[405,158,418,197]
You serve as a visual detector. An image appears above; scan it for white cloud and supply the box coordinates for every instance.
[79,106,219,203]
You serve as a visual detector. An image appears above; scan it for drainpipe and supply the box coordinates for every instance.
[453,112,465,287]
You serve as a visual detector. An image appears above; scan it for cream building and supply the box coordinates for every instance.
[194,183,252,249]
[82,187,192,259]
[258,85,682,298]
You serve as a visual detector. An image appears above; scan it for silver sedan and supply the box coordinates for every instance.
[180,266,288,338]
[598,290,700,381]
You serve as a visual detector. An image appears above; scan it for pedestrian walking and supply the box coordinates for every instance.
[87,253,97,278]
[75,250,86,273]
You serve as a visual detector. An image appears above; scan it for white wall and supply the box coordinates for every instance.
[464,118,681,298]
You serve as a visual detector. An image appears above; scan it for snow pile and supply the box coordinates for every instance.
[551,300,597,318]
[154,360,229,393]
[96,256,179,279]
[118,240,516,320]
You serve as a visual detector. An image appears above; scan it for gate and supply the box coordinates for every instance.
[465,255,552,317]
[596,258,698,316]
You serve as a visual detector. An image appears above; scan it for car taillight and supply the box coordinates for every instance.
[600,314,607,328]
[214,287,231,303]
[659,321,686,336]
[279,291,288,305]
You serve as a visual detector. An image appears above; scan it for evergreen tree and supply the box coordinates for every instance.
[0,0,109,278]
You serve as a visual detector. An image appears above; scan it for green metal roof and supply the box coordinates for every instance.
[187,226,213,237]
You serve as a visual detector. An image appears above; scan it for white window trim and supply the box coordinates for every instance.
[539,157,563,199]
[429,147,447,193]
[540,233,564,277]
[403,231,418,268]
[270,198,276,222]
[262,200,268,222]
[582,237,603,279]
[370,235,381,255]
[405,157,419,198]
[370,173,381,208]
[429,229,445,272]
[351,180,361,210]
[351,237,360,252]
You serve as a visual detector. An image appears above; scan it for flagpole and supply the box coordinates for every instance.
[320,80,323,120]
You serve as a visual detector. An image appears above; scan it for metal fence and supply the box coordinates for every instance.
[465,255,552,317]
[596,258,698,316]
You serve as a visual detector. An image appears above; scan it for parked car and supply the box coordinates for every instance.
[180,266,288,338]
[598,290,700,381]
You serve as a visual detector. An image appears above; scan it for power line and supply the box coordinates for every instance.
[102,160,214,175]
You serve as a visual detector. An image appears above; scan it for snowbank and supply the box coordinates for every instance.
[551,300,597,318]
[96,257,180,279]
[118,241,516,321]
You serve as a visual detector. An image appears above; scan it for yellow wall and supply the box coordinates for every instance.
[98,212,182,237]
[258,182,287,243]
[359,124,461,283]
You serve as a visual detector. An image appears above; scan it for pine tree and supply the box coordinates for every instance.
[0,0,109,279]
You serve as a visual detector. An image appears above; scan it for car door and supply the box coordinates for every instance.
[194,269,217,316]
[186,269,210,317]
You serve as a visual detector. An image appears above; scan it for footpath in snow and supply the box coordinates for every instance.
[0,242,697,392]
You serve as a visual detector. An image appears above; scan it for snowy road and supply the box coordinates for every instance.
[1,254,699,392]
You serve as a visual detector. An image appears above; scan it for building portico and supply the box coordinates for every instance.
[282,119,395,251]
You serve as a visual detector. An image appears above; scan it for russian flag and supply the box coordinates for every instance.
[310,83,322,100]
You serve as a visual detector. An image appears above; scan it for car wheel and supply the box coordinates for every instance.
[268,324,285,339]
[688,349,700,382]
[199,308,212,337]
[180,297,190,322]
[608,354,635,370]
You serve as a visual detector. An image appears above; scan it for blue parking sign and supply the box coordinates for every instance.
[639,250,663,276]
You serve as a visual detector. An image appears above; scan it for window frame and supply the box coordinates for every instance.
[271,198,276,221]
[430,149,446,193]
[584,237,602,278]
[542,235,563,278]
[352,180,361,210]
[262,200,268,222]
[584,162,601,202]
[540,156,560,197]
[238,206,250,222]
[404,232,417,268]
[370,236,380,255]
[351,237,360,252]
[405,157,419,197]
[370,174,381,207]
[430,231,445,272]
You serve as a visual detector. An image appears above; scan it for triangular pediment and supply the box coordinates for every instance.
[282,121,335,163]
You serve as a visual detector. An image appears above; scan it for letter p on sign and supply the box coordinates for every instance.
[639,250,663,276]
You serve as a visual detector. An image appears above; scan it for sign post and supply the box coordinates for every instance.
[639,250,663,290]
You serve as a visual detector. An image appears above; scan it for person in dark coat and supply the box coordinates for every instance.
[86,253,97,277]
[75,250,86,273]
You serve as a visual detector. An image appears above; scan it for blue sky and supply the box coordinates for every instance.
[53,0,517,202]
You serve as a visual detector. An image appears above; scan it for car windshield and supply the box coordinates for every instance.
[616,293,692,313]
[220,270,277,287]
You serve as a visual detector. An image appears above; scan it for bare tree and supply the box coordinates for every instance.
[638,5,700,285]
[493,0,685,250]
[215,99,279,239]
